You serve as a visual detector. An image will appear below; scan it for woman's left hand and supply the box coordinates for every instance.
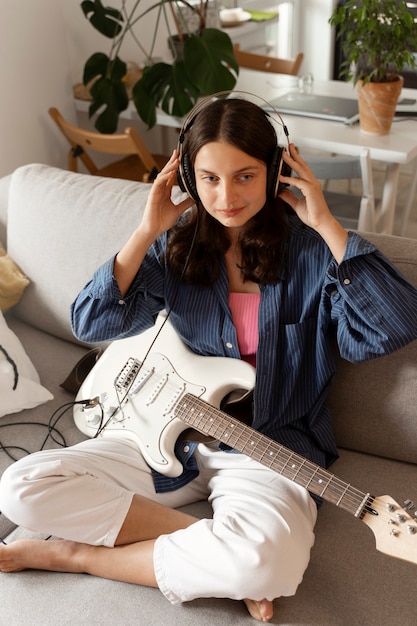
[279,144,349,263]
[278,144,336,231]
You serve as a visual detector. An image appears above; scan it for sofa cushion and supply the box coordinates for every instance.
[7,165,152,344]
[0,172,11,245]
[328,232,417,464]
[0,311,53,417]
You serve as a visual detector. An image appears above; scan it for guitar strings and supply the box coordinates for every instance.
[88,362,410,523]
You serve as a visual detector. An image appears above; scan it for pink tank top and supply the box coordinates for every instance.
[228,292,260,367]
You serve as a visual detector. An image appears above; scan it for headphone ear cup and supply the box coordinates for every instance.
[267,146,292,198]
[267,146,283,199]
[179,152,200,202]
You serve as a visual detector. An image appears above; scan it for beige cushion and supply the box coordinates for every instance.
[0,241,30,311]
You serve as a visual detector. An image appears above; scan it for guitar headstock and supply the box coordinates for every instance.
[362,495,417,565]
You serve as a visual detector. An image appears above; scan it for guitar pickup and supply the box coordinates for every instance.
[146,374,168,405]
[163,383,186,415]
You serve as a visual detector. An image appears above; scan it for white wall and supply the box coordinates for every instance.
[0,0,76,177]
[60,1,173,86]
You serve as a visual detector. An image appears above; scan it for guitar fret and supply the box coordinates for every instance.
[177,394,367,516]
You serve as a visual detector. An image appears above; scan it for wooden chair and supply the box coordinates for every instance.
[48,107,169,182]
[233,44,304,76]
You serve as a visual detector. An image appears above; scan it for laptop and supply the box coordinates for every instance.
[395,97,417,117]
[267,91,417,124]
[267,92,360,125]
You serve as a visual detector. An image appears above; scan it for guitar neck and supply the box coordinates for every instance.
[176,393,372,517]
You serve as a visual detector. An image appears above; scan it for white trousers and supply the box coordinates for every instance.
[0,438,317,604]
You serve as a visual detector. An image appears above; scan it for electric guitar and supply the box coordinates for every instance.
[74,315,417,566]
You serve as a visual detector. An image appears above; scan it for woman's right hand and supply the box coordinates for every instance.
[114,150,195,296]
[139,149,195,239]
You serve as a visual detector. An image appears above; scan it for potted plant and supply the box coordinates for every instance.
[329,0,417,134]
[80,0,238,132]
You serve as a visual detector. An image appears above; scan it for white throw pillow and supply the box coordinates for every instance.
[0,311,53,417]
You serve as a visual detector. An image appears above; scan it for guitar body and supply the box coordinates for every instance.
[74,315,256,477]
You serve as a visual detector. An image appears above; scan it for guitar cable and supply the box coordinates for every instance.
[0,398,95,544]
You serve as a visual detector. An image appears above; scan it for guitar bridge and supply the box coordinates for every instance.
[115,358,153,396]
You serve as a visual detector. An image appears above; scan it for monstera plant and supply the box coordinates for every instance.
[81,0,239,132]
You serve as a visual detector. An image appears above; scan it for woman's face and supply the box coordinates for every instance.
[193,141,267,231]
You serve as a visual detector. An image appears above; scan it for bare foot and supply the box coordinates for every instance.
[0,538,85,574]
[244,598,274,622]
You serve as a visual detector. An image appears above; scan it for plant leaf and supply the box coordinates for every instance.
[131,78,159,129]
[83,53,128,133]
[83,52,108,85]
[184,30,238,94]
[132,62,200,128]
[81,0,124,38]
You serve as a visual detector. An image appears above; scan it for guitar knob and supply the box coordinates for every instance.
[396,514,407,523]
[86,412,102,427]
[407,525,417,535]
[104,405,118,416]
[386,502,396,513]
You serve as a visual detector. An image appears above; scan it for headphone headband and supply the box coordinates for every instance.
[177,90,292,202]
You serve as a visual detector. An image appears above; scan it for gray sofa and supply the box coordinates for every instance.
[1,163,416,626]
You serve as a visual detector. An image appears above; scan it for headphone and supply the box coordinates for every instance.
[177,91,292,203]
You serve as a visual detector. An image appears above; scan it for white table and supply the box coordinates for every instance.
[75,69,417,234]
[235,71,417,235]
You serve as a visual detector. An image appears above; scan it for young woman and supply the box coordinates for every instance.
[1,97,416,623]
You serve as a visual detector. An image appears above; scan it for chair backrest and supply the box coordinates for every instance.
[233,44,304,76]
[48,107,161,177]
[305,150,376,232]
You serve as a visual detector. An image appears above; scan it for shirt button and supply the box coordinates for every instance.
[183,445,190,453]
[118,299,125,305]
[226,342,233,349]
[343,278,351,285]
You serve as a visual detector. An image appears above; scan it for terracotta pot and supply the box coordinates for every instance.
[356,76,403,135]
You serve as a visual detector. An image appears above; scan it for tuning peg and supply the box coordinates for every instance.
[404,499,415,511]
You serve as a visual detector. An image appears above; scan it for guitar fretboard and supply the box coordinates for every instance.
[176,393,373,517]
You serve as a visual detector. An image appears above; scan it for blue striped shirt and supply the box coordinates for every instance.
[71,215,417,491]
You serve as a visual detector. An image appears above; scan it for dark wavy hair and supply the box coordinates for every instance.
[166,97,289,286]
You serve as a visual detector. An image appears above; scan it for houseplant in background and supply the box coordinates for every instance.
[80,0,238,132]
[329,0,417,135]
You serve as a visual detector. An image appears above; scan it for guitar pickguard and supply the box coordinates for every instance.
[79,352,205,475]
[74,316,256,477]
